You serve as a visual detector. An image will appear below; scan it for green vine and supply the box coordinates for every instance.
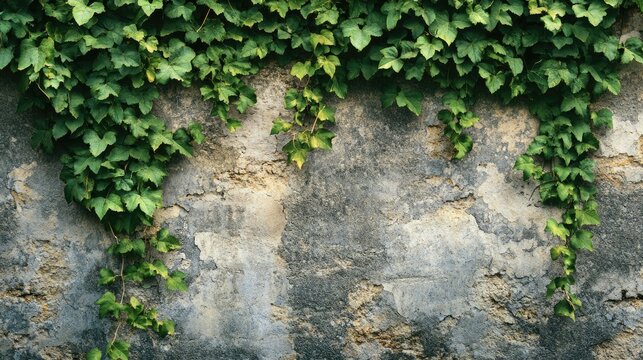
[1,0,642,358]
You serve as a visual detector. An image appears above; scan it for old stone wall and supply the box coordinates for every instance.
[0,61,641,359]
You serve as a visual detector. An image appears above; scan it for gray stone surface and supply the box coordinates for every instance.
[0,60,641,359]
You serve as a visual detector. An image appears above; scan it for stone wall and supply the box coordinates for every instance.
[0,61,641,359]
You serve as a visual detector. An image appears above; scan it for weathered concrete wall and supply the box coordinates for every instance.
[1,60,641,359]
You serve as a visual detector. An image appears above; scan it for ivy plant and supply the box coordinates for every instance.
[1,0,642,358]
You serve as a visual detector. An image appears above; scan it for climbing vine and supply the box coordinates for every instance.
[1,0,642,358]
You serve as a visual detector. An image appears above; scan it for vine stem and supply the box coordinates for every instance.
[310,105,325,132]
[196,8,210,33]
[108,224,126,347]
[36,82,50,100]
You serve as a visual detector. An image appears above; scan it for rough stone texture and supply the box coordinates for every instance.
[1,59,642,359]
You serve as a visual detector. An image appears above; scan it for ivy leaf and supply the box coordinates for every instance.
[442,92,467,115]
[98,268,116,285]
[166,271,188,291]
[107,340,130,360]
[111,48,141,69]
[572,3,607,26]
[73,155,102,175]
[554,166,572,181]
[317,55,340,77]
[282,140,309,169]
[96,291,123,318]
[132,163,166,186]
[429,12,457,46]
[554,299,575,320]
[415,35,444,60]
[395,88,423,116]
[575,208,600,226]
[123,189,162,217]
[17,39,45,72]
[340,19,383,51]
[86,348,102,360]
[545,218,570,240]
[138,0,162,16]
[378,46,403,72]
[83,130,117,157]
[155,319,176,337]
[87,194,124,220]
[188,123,205,144]
[0,47,13,69]
[506,57,524,76]
[468,5,489,25]
[310,29,335,49]
[67,0,105,26]
[291,61,314,80]
[271,117,293,135]
[155,39,196,84]
[453,134,473,160]
[591,108,612,128]
[571,230,594,251]
[561,93,589,116]
[150,228,181,253]
[166,1,196,20]
[570,158,595,182]
[309,129,335,150]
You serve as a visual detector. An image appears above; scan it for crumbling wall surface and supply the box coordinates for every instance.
[0,61,641,359]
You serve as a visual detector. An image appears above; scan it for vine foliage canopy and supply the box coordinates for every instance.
[0,0,642,358]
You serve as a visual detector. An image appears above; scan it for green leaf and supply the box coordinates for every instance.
[545,218,570,240]
[83,130,117,157]
[155,39,196,84]
[107,340,130,360]
[87,194,124,220]
[132,163,166,186]
[155,319,176,337]
[468,5,489,25]
[150,228,181,253]
[290,61,314,80]
[123,189,162,217]
[340,19,383,51]
[572,3,607,26]
[395,88,423,116]
[309,129,335,150]
[378,46,403,72]
[138,0,162,16]
[452,134,473,160]
[442,92,467,115]
[0,47,13,70]
[98,268,116,285]
[96,291,123,318]
[188,123,205,144]
[86,348,102,360]
[506,57,524,76]
[561,93,589,116]
[571,230,594,251]
[416,35,444,60]
[310,29,335,49]
[282,140,309,169]
[554,299,575,320]
[317,55,340,77]
[575,208,600,226]
[591,108,612,128]
[271,118,293,135]
[112,238,146,257]
[68,0,105,26]
[166,271,188,291]
[429,12,457,46]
